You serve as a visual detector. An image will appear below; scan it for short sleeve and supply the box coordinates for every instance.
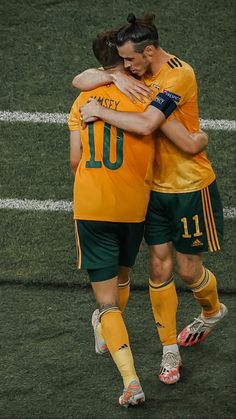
[161,66,196,107]
[68,96,82,131]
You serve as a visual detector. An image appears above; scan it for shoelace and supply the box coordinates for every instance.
[161,352,180,369]
[189,317,207,333]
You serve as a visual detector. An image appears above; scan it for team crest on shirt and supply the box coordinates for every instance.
[152,83,160,90]
[163,90,181,102]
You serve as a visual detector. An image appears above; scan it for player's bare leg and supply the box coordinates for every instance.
[149,242,182,384]
[176,252,228,346]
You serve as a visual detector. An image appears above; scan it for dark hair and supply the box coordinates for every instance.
[92,30,123,69]
[116,13,159,52]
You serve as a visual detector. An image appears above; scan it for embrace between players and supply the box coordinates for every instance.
[68,13,227,408]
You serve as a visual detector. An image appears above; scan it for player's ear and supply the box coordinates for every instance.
[144,45,155,57]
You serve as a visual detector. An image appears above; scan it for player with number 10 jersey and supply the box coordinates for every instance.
[68,86,154,223]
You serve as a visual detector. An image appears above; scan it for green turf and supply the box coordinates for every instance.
[0,123,235,289]
[0,0,235,118]
[0,122,71,200]
[0,1,235,417]
[0,285,235,419]
[0,208,235,290]
[0,123,235,207]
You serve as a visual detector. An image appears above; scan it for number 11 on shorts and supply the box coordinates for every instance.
[181,215,203,238]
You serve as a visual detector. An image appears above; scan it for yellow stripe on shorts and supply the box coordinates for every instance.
[205,187,221,250]
[201,187,220,252]
[74,221,82,269]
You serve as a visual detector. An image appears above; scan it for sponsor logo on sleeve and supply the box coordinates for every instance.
[163,90,181,102]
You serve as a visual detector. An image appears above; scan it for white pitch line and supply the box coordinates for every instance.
[199,118,236,131]
[0,110,235,131]
[0,198,72,212]
[0,111,67,125]
[0,198,235,219]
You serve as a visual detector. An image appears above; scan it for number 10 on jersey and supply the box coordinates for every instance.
[86,122,124,170]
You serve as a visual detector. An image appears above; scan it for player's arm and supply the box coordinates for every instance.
[72,69,113,91]
[161,120,208,154]
[70,130,82,176]
[79,93,174,135]
[68,95,83,175]
[80,97,207,155]
[72,69,152,103]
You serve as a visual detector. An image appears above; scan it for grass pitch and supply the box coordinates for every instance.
[0,285,235,419]
[0,0,235,418]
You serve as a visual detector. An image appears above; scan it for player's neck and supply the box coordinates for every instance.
[151,48,170,76]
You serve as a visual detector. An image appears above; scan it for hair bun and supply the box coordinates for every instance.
[127,13,136,24]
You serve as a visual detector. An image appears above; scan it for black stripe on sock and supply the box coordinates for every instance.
[149,276,174,290]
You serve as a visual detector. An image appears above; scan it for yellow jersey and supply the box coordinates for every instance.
[68,85,154,222]
[144,55,216,193]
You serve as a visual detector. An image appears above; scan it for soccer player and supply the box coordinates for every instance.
[69,28,209,405]
[68,30,152,408]
[78,13,228,386]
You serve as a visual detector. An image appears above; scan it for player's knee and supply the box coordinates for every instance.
[150,255,173,283]
[118,266,130,285]
[92,282,118,307]
[178,261,200,284]
[177,252,203,284]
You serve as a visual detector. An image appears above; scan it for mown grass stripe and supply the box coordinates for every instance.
[0,111,235,131]
[0,198,235,219]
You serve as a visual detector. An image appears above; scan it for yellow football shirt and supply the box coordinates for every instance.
[144,55,216,193]
[68,85,155,222]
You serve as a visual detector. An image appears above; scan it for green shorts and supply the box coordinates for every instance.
[144,180,223,254]
[75,220,144,281]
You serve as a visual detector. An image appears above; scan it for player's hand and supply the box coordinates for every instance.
[80,99,100,127]
[111,71,153,103]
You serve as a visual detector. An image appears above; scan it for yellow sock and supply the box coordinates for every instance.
[112,348,138,389]
[188,268,220,317]
[101,309,138,387]
[118,279,130,313]
[96,279,130,340]
[149,277,178,345]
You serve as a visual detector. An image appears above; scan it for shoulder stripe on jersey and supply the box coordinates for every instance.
[170,58,179,67]
[167,61,175,69]
[167,57,183,69]
[173,57,183,67]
